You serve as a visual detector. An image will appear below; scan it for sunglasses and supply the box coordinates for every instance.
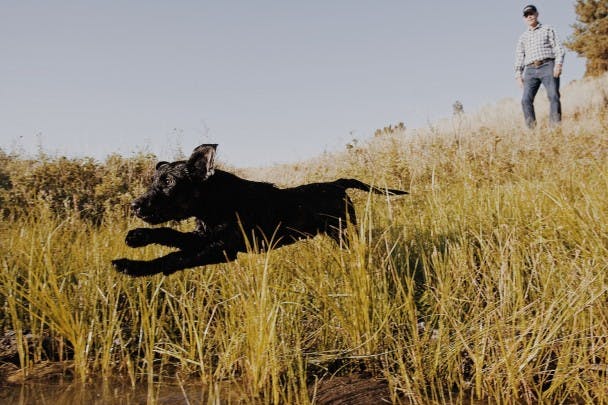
[524,12,536,17]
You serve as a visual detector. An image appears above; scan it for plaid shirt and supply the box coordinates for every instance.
[514,23,565,78]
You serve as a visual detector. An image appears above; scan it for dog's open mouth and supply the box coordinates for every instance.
[136,213,165,225]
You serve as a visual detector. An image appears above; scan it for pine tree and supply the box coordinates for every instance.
[565,0,608,76]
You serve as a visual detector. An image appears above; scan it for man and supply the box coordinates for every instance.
[514,5,565,128]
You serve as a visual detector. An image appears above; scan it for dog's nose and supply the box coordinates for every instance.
[131,201,142,216]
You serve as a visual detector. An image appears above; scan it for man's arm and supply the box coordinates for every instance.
[549,26,565,78]
[514,34,526,87]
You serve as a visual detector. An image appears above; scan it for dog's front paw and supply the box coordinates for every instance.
[112,258,148,277]
[125,228,152,248]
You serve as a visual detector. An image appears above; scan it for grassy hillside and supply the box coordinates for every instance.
[1,74,607,403]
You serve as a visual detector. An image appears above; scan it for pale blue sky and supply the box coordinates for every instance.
[1,1,586,167]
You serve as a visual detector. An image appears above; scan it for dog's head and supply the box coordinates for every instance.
[131,144,217,224]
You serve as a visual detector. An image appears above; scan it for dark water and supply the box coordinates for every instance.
[0,380,235,405]
[0,380,497,405]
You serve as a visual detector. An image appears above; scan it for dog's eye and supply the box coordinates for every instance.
[161,176,176,187]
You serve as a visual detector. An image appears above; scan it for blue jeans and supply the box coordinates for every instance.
[522,60,561,128]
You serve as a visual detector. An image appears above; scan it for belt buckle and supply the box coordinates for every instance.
[533,60,543,67]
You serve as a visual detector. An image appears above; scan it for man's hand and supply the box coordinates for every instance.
[516,76,524,89]
[553,64,562,78]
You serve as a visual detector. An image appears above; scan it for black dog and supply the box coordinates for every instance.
[112,144,407,277]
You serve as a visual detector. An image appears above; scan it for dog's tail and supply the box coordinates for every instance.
[333,178,408,195]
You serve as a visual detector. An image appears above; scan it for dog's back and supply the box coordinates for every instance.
[196,171,353,244]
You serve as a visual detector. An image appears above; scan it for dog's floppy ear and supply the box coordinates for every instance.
[156,161,170,170]
[187,144,218,179]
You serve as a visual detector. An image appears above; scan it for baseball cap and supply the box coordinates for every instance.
[523,5,538,16]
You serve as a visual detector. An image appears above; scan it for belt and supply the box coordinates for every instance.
[528,58,554,68]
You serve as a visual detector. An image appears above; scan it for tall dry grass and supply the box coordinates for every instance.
[1,74,607,403]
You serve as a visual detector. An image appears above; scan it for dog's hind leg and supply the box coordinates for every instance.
[325,197,357,248]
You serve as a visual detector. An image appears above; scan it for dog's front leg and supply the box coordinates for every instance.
[125,227,204,250]
[113,240,239,277]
